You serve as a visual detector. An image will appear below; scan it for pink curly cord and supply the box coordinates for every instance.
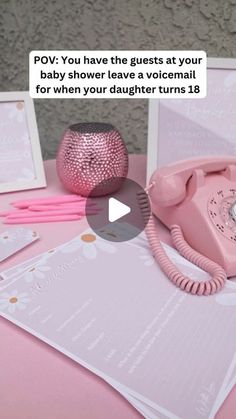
[138,189,227,296]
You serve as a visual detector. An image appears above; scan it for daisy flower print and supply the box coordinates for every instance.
[139,248,155,266]
[0,290,30,314]
[5,101,25,123]
[24,261,51,283]
[60,232,116,260]
[0,231,16,244]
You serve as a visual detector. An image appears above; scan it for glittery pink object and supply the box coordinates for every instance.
[56,123,129,197]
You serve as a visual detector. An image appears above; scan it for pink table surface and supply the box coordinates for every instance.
[0,156,235,419]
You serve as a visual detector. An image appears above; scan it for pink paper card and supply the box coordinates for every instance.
[0,92,46,193]
[0,227,39,262]
[0,101,36,183]
[158,68,236,165]
[0,223,235,419]
[147,64,236,178]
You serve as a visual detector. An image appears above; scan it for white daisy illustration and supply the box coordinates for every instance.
[139,248,155,266]
[0,290,30,314]
[0,231,16,244]
[17,168,35,182]
[24,262,51,283]
[5,102,25,123]
[20,229,38,241]
[61,232,116,259]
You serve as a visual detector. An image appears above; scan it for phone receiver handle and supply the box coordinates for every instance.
[150,156,236,207]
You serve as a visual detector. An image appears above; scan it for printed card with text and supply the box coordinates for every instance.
[0,102,36,182]
[0,226,235,419]
[0,228,39,262]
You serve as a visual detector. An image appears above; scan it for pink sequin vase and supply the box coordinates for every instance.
[56,123,129,197]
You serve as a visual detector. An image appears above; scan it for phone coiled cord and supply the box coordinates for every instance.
[137,188,227,295]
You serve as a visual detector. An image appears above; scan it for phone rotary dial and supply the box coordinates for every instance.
[208,188,236,242]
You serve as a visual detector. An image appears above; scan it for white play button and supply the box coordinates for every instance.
[108,197,131,222]
[86,177,151,242]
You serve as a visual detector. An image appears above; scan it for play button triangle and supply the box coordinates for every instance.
[108,197,131,223]
[85,177,151,242]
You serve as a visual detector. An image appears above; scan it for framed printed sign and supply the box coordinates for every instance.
[147,58,236,180]
[0,91,46,193]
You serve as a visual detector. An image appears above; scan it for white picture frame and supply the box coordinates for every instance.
[147,57,236,182]
[0,91,46,193]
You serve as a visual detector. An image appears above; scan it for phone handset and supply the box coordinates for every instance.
[138,157,234,295]
[150,156,236,207]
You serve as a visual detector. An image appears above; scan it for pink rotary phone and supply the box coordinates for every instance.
[141,156,236,296]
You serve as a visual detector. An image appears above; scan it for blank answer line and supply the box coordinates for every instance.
[28,305,41,316]
[56,298,92,332]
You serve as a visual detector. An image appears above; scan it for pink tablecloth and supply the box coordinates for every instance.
[0,156,235,419]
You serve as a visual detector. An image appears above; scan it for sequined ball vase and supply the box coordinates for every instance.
[56,123,129,197]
